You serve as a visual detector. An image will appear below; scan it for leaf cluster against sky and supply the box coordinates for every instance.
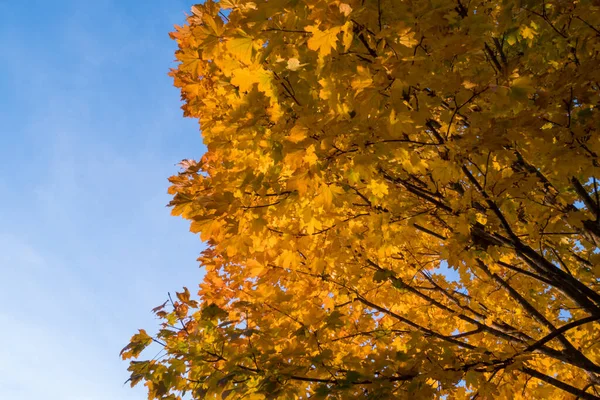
[124,0,600,398]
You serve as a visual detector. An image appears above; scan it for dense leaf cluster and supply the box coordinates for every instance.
[123,0,600,398]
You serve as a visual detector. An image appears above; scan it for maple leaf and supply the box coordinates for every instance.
[286,123,308,143]
[520,23,538,40]
[339,3,352,16]
[368,180,389,198]
[226,36,254,64]
[303,144,318,166]
[286,57,306,71]
[397,27,418,48]
[305,25,342,57]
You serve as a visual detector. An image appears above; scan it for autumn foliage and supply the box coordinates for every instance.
[122,0,600,398]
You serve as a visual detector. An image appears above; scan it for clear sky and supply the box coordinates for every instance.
[0,1,206,398]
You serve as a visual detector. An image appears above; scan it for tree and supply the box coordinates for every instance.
[122,0,600,398]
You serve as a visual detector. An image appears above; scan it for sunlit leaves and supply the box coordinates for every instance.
[125,0,600,399]
[306,25,343,58]
[226,36,255,64]
[120,330,152,360]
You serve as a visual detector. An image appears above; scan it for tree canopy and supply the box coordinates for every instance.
[122,0,600,398]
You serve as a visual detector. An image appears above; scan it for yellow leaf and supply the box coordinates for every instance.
[316,185,334,208]
[541,122,553,130]
[398,28,418,47]
[226,37,254,64]
[286,58,306,71]
[475,212,487,225]
[520,24,537,40]
[280,250,298,269]
[342,22,353,51]
[306,25,342,57]
[351,66,373,93]
[304,145,318,165]
[368,180,389,198]
[247,259,265,275]
[231,67,275,98]
[231,68,255,92]
[462,80,477,90]
[287,124,309,143]
[339,3,352,16]
[176,49,202,75]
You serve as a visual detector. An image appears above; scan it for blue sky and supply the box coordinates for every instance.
[0,1,205,398]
